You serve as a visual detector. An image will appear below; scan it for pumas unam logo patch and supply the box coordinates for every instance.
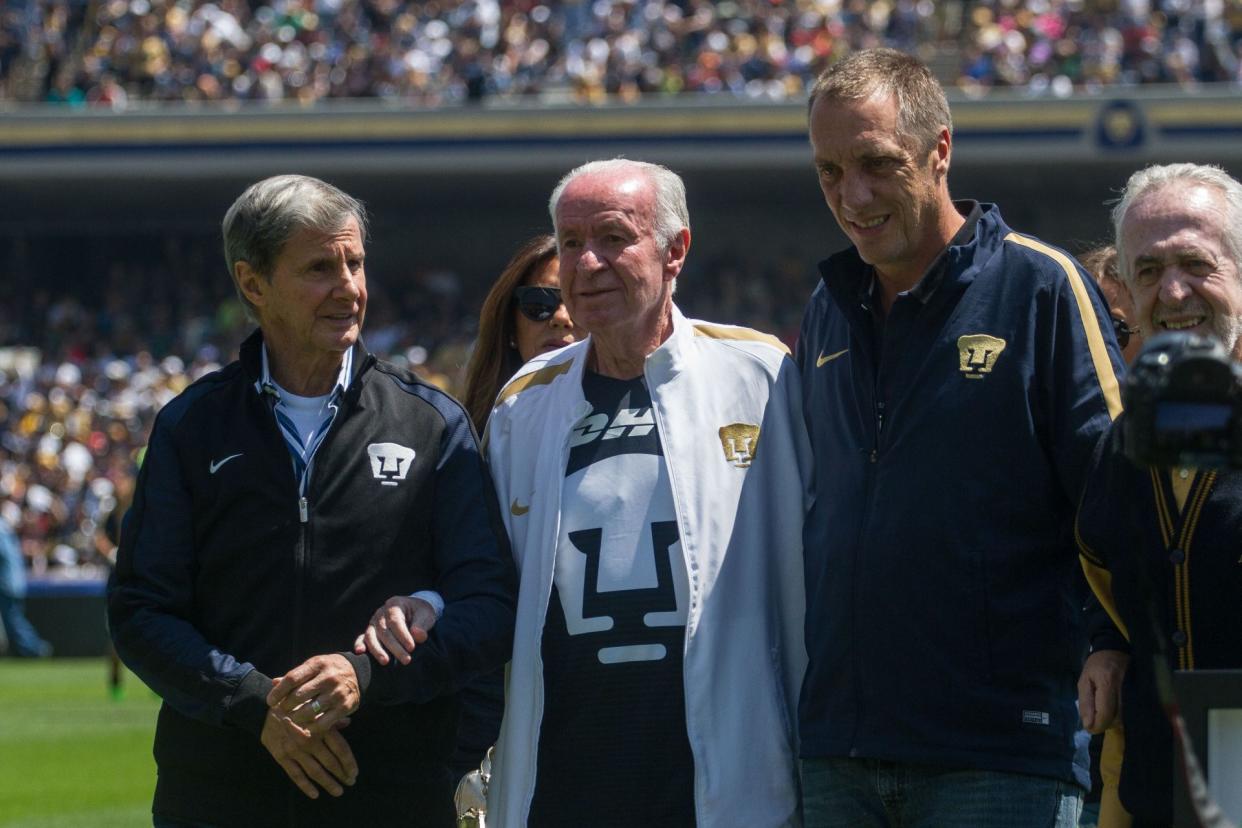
[957,334,1007,379]
[718,423,760,468]
[367,442,415,486]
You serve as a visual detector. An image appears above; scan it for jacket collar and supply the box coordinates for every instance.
[238,329,373,400]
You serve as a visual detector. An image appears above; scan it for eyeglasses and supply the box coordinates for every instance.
[1111,316,1138,349]
[513,286,564,322]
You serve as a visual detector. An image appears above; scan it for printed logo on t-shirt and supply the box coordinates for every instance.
[554,377,688,665]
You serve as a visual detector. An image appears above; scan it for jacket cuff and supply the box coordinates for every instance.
[1091,632,1131,655]
[223,668,274,736]
[344,651,373,701]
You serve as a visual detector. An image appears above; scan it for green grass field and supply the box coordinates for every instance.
[0,660,159,827]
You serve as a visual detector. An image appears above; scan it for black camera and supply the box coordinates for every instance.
[1123,332,1242,469]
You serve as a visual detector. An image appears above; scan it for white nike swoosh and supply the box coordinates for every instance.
[209,454,243,474]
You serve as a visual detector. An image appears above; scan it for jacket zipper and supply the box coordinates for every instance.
[852,304,896,752]
[871,400,885,463]
[292,496,309,668]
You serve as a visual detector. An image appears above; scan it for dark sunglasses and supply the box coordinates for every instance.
[1110,316,1138,349]
[513,286,564,322]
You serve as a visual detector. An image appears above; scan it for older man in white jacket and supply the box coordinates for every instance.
[484,158,811,827]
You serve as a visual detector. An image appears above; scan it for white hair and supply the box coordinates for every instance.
[548,158,690,251]
[1112,162,1242,283]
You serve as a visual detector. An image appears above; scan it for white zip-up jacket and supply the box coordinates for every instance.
[485,305,811,827]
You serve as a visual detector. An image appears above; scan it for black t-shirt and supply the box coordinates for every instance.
[528,371,695,827]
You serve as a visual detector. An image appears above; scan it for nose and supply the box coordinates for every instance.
[576,244,605,274]
[334,263,362,301]
[839,170,873,212]
[548,300,574,331]
[1158,269,1192,305]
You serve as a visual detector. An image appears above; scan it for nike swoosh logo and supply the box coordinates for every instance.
[510,499,530,516]
[209,454,243,474]
[817,348,849,367]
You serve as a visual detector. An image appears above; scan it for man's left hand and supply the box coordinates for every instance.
[1078,649,1129,733]
[268,654,361,735]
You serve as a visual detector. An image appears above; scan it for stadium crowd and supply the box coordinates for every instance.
[2,0,1240,107]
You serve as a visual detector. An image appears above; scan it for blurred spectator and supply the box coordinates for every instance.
[3,0,1236,106]
[0,511,52,656]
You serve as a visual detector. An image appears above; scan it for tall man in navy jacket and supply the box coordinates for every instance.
[108,175,516,827]
[796,49,1125,826]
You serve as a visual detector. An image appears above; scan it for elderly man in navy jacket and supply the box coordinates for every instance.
[108,175,516,827]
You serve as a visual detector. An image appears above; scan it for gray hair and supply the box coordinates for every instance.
[548,158,690,251]
[806,48,952,154]
[222,174,368,319]
[1111,163,1242,284]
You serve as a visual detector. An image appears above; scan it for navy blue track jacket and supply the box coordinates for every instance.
[796,203,1125,784]
[108,332,517,826]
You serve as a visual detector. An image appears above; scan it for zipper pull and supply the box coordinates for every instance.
[299,497,308,523]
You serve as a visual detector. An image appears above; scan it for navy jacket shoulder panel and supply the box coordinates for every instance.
[372,361,477,445]
[154,362,246,432]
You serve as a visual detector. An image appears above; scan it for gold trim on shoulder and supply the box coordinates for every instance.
[693,323,790,354]
[496,360,573,406]
[1004,232,1123,419]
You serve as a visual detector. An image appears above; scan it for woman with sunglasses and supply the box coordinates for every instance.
[452,235,580,809]
[1081,243,1143,366]
[462,234,581,435]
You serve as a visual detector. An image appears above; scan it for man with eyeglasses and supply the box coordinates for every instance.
[477,158,811,827]
[108,174,517,827]
[1077,162,1242,827]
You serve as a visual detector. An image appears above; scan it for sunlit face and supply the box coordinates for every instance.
[809,91,952,286]
[554,170,685,340]
[1122,183,1242,361]
[240,216,367,368]
[512,257,579,362]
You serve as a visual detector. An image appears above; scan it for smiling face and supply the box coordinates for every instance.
[238,215,367,393]
[554,168,686,357]
[1121,182,1242,361]
[809,91,957,290]
[512,256,579,362]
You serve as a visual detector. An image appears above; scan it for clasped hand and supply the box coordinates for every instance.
[257,597,437,799]
[263,653,362,798]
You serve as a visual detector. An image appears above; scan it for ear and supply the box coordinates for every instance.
[931,126,952,179]
[663,227,691,283]
[236,261,268,311]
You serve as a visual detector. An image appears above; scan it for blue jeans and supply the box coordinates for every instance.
[802,757,1082,828]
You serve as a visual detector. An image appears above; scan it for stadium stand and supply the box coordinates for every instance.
[2,0,1239,107]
